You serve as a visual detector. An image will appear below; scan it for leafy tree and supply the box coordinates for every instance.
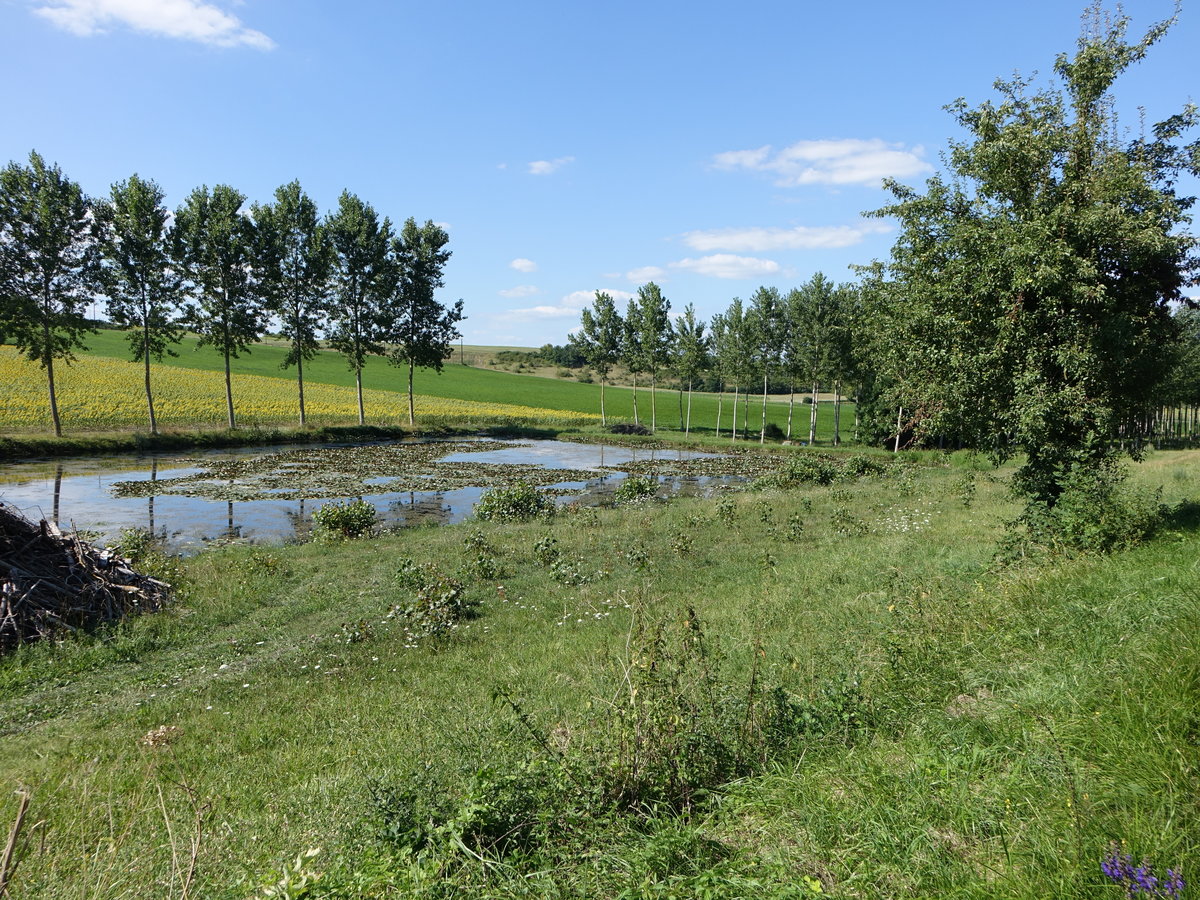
[384,217,463,425]
[867,6,1198,518]
[787,272,839,444]
[174,184,264,429]
[252,180,334,428]
[623,299,645,425]
[572,291,624,424]
[631,282,673,432]
[671,303,709,435]
[326,191,392,425]
[97,174,184,435]
[747,285,786,443]
[0,151,98,436]
[714,298,754,440]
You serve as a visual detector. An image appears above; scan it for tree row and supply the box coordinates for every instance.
[0,151,463,436]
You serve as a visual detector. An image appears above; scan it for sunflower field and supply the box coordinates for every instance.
[0,348,599,432]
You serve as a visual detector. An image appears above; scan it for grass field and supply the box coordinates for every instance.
[6,330,856,442]
[0,447,1195,897]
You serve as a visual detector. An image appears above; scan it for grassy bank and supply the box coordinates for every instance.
[0,450,1195,897]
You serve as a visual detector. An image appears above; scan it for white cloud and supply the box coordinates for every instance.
[33,0,275,49]
[711,138,930,188]
[681,222,892,253]
[528,156,575,176]
[496,288,634,323]
[625,266,666,282]
[669,254,781,279]
[509,258,537,273]
[499,285,539,298]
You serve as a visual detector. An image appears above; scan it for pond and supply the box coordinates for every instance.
[0,438,762,554]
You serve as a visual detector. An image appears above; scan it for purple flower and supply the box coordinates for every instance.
[1101,843,1186,898]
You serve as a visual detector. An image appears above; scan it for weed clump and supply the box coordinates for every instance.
[613,474,657,505]
[391,558,476,638]
[475,482,552,522]
[312,498,377,539]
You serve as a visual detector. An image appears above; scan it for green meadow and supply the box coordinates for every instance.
[0,446,1195,898]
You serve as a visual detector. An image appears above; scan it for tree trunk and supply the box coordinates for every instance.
[716,386,724,438]
[894,406,904,453]
[632,375,639,425]
[408,360,416,426]
[677,384,684,432]
[295,310,306,428]
[223,347,235,429]
[760,370,768,444]
[731,386,739,442]
[44,333,62,438]
[685,381,693,435]
[650,373,657,432]
[808,379,818,445]
[600,378,607,425]
[853,392,860,444]
[144,348,157,435]
[787,382,794,439]
[833,379,841,446]
[356,368,365,425]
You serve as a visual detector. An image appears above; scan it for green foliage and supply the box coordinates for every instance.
[96,173,184,434]
[613,475,658,505]
[312,498,377,539]
[1012,461,1166,553]
[0,150,99,436]
[866,7,1198,518]
[392,558,475,638]
[475,481,551,522]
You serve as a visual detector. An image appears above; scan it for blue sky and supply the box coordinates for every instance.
[2,0,1197,346]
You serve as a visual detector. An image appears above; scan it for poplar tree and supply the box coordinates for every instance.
[672,303,709,435]
[632,282,672,432]
[326,191,391,425]
[868,5,1198,520]
[385,217,463,425]
[748,285,786,443]
[253,181,333,428]
[174,184,264,430]
[97,174,183,435]
[573,291,624,424]
[0,151,98,436]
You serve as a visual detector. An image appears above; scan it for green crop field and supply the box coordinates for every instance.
[0,446,1196,898]
[60,329,855,442]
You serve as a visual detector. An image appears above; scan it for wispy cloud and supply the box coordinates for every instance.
[528,156,575,176]
[499,285,539,298]
[497,288,634,323]
[509,258,537,273]
[625,266,666,282]
[33,0,276,49]
[712,139,930,188]
[669,254,781,279]
[681,222,892,253]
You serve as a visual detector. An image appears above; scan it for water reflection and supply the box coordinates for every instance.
[0,439,739,554]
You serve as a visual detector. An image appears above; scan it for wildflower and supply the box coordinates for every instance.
[1102,843,1185,898]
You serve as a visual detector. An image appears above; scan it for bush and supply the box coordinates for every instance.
[312,498,376,539]
[843,454,887,478]
[475,482,551,522]
[392,558,476,638]
[613,475,657,505]
[768,454,838,487]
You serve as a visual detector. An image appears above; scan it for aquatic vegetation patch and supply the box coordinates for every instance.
[110,441,602,502]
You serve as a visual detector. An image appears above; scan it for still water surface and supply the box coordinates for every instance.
[0,439,731,553]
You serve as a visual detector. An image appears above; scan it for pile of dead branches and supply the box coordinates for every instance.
[0,503,170,653]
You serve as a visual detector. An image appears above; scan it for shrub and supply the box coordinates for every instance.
[392,558,475,638]
[312,498,376,539]
[475,482,551,522]
[613,474,657,505]
[843,454,886,478]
